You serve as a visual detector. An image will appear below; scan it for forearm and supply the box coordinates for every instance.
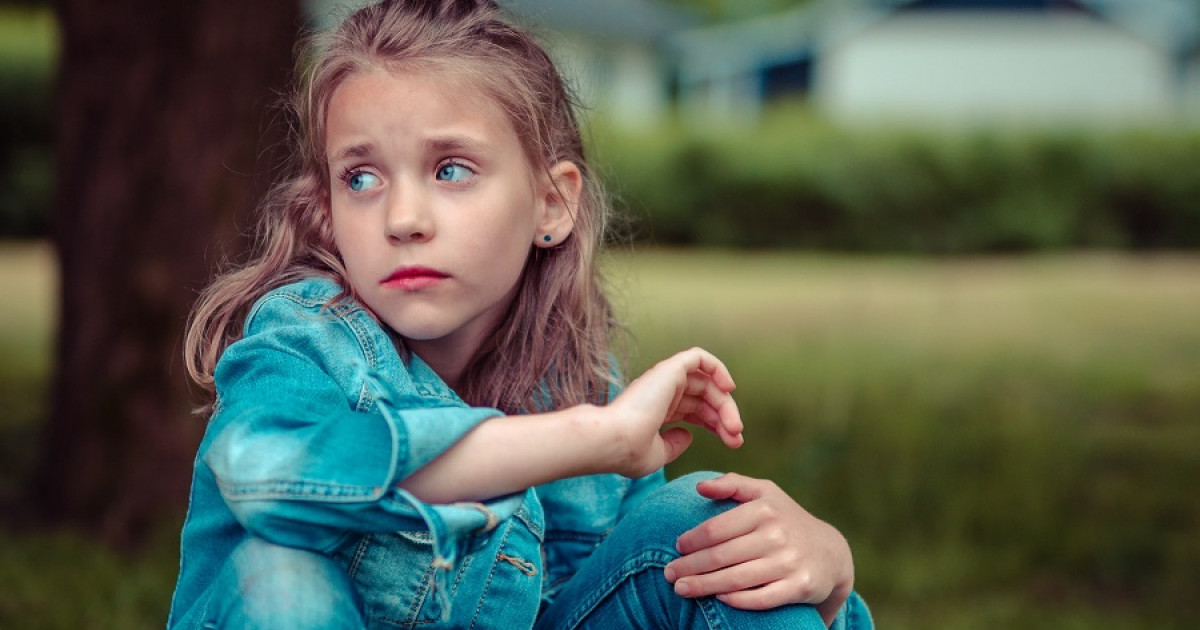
[398,404,622,504]
[402,347,744,505]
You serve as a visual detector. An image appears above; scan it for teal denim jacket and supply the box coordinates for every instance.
[167,277,664,629]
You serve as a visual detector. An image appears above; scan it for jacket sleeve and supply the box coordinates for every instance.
[202,296,523,575]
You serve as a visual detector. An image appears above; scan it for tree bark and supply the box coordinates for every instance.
[29,0,300,548]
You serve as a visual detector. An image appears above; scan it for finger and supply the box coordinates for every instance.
[695,373,739,414]
[659,427,693,465]
[679,373,736,426]
[671,557,778,599]
[669,395,719,424]
[669,392,726,428]
[685,380,743,442]
[683,372,710,397]
[715,580,803,611]
[669,400,743,450]
[671,397,726,432]
[695,473,768,503]
[709,395,743,446]
[676,348,737,392]
[665,532,765,581]
[675,501,759,555]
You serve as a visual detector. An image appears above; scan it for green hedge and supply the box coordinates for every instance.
[7,6,1200,254]
[0,6,55,238]
[591,110,1200,252]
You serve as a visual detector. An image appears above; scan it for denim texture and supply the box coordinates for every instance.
[537,471,872,630]
[167,278,661,628]
[167,277,872,629]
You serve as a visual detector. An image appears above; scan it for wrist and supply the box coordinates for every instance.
[559,403,624,476]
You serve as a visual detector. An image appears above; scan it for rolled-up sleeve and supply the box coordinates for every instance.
[203,298,523,579]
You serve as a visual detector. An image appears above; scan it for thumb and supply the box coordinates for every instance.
[659,427,694,466]
[695,473,764,503]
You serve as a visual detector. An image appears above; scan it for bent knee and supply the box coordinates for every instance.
[221,538,363,629]
[618,471,731,544]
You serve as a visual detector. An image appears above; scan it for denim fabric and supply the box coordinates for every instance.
[537,472,873,630]
[167,278,662,629]
[167,277,872,629]
[172,472,874,630]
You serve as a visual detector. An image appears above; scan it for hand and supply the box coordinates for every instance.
[605,348,743,478]
[663,473,854,626]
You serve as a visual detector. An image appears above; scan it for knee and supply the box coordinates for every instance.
[618,471,731,547]
[217,538,363,630]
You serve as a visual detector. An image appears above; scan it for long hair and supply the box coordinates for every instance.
[184,0,619,414]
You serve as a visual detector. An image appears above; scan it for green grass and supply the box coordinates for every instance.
[3,244,1200,629]
[0,241,54,504]
[0,5,57,78]
[606,249,1200,629]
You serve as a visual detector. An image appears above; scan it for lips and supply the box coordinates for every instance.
[381,266,449,291]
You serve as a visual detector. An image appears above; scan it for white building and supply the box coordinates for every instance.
[673,0,1200,126]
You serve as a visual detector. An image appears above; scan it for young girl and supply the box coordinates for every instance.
[168,1,871,628]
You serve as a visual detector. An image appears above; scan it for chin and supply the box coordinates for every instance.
[386,323,450,342]
[371,306,452,341]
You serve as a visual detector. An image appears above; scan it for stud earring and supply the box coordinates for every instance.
[543,235,552,243]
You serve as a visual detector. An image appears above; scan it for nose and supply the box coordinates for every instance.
[385,184,434,243]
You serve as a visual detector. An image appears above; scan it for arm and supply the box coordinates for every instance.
[663,473,855,626]
[398,347,745,504]
[204,287,514,551]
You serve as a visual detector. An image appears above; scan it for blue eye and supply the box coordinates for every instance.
[346,171,380,192]
[436,163,473,182]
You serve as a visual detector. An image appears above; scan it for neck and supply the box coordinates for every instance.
[406,336,476,394]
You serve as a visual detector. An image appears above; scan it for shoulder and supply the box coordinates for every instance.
[229,276,399,389]
[243,278,379,353]
[245,276,355,326]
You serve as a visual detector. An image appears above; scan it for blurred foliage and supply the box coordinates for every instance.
[590,106,1200,252]
[5,5,1200,254]
[658,0,811,21]
[0,5,55,238]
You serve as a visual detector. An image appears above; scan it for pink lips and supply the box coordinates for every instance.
[381,266,449,291]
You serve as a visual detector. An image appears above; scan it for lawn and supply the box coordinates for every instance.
[2,242,1199,629]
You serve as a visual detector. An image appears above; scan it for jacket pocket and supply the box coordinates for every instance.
[341,531,459,628]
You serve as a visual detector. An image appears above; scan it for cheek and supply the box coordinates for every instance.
[460,193,538,254]
[329,209,369,272]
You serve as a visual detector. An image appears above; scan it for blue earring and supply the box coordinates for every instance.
[543,235,552,243]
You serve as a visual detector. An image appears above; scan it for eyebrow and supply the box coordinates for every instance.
[328,134,493,163]
[330,142,373,162]
[426,135,489,156]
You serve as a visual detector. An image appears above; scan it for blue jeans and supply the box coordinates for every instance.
[192,472,871,629]
[536,471,872,630]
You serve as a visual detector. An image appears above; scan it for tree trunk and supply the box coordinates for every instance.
[29,0,300,549]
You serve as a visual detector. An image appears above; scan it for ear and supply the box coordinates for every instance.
[534,160,582,248]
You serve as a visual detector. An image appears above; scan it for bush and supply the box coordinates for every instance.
[0,6,55,239]
[591,110,1200,252]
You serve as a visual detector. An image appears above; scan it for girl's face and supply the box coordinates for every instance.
[325,67,577,382]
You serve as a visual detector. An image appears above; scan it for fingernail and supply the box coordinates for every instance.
[675,580,691,597]
[663,566,676,583]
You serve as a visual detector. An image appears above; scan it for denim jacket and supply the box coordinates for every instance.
[167,277,664,629]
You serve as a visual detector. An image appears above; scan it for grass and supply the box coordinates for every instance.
[606,249,1200,629]
[0,5,56,78]
[0,241,54,505]
[3,243,1200,629]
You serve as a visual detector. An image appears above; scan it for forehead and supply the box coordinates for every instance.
[325,65,521,152]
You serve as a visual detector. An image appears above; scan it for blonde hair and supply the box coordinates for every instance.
[185,0,619,414]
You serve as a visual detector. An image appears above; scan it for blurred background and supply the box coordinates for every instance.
[2,0,1199,628]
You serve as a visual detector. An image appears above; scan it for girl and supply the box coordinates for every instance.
[168,1,871,628]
